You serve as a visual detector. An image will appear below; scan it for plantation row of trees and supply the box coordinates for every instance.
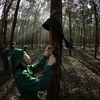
[0,0,99,57]
[0,0,99,51]
[0,0,50,50]
[62,0,100,58]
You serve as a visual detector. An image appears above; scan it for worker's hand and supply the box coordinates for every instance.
[44,44,55,57]
[47,55,56,66]
[36,74,43,80]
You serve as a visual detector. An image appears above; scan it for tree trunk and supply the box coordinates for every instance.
[4,0,13,43]
[0,16,3,44]
[82,12,86,50]
[92,0,99,58]
[0,0,13,44]
[73,26,75,46]
[80,28,83,47]
[69,11,72,56]
[3,0,7,44]
[89,24,92,48]
[89,8,92,48]
[46,0,62,100]
[10,0,21,52]
[31,33,34,49]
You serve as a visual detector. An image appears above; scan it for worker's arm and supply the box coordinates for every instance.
[15,65,54,91]
[28,55,48,74]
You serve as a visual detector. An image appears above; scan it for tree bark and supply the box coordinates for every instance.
[4,0,13,43]
[92,0,99,58]
[80,28,83,47]
[69,11,72,56]
[89,8,92,48]
[10,0,21,52]
[0,0,13,44]
[82,12,86,50]
[46,0,62,100]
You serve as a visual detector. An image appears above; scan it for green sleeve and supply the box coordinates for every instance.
[28,55,48,74]
[15,65,54,91]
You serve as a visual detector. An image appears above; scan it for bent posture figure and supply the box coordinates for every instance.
[11,45,56,100]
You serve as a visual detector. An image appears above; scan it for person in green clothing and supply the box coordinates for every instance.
[0,44,9,73]
[2,46,9,73]
[11,44,56,100]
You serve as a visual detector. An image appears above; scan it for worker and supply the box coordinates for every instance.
[11,44,56,100]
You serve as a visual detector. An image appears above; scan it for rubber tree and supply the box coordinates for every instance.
[68,11,72,56]
[46,0,62,100]
[91,0,99,58]
[0,0,13,44]
[10,0,21,52]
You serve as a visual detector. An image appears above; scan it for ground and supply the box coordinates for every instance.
[0,46,100,100]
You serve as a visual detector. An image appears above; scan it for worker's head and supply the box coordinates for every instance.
[23,51,31,65]
[11,48,31,68]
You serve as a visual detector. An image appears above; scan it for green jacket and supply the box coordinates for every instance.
[15,55,54,100]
